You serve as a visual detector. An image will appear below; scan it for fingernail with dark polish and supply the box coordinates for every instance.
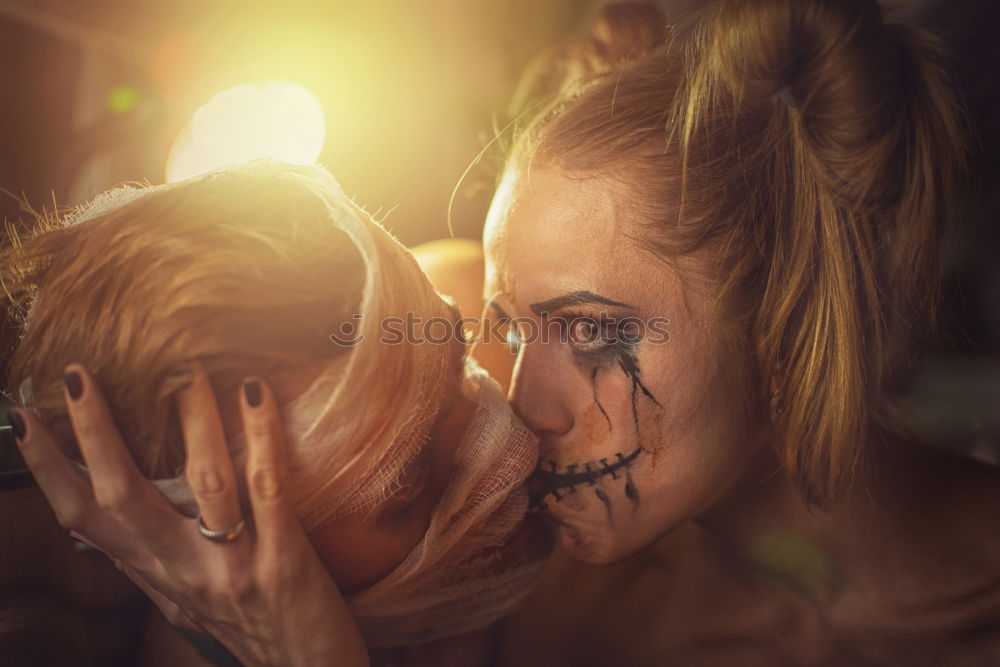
[244,380,262,407]
[7,409,25,440]
[64,371,83,400]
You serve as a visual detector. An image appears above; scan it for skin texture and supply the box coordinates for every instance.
[483,165,765,564]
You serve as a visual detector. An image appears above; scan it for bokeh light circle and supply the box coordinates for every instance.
[165,80,326,183]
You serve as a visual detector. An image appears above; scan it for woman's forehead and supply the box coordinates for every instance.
[487,167,642,249]
[483,168,656,305]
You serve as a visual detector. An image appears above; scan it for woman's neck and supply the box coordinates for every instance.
[695,437,797,544]
[693,437,845,600]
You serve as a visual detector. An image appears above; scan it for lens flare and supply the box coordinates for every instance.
[106,85,140,114]
[165,80,326,183]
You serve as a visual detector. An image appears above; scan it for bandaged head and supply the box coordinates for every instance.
[14,160,548,647]
[257,164,549,645]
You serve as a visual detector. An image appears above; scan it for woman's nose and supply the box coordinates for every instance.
[507,340,574,442]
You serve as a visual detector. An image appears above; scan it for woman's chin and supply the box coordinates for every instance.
[542,505,672,564]
[550,520,622,564]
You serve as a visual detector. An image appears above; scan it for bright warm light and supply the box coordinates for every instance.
[165,80,326,183]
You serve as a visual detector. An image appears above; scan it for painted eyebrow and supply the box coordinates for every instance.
[529,291,635,317]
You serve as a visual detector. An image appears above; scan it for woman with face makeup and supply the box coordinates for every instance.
[484,0,1000,663]
[9,0,999,664]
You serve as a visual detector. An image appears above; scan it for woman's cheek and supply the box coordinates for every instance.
[534,337,754,561]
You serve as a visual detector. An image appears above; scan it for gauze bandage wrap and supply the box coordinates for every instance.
[344,359,547,647]
[22,160,549,646]
[21,160,454,529]
[260,165,455,528]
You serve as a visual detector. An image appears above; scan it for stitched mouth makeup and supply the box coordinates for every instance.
[528,447,642,510]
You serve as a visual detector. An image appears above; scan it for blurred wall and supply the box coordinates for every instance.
[0,0,604,245]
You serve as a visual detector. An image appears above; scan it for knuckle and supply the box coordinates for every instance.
[187,466,231,499]
[163,605,185,627]
[172,570,207,604]
[249,466,283,501]
[129,554,159,578]
[14,438,42,469]
[54,503,87,530]
[244,417,272,443]
[257,558,292,592]
[222,569,255,602]
[95,482,134,514]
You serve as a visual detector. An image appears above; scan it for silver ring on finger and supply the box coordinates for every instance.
[196,515,246,543]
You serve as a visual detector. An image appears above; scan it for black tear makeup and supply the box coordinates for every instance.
[594,488,614,528]
[616,346,662,434]
[624,472,640,518]
[591,367,612,431]
[525,292,664,529]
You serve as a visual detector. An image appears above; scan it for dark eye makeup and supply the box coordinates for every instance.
[487,298,642,362]
[556,310,642,360]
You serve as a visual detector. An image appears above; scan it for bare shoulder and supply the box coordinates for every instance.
[864,438,1000,539]
[829,438,1000,641]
